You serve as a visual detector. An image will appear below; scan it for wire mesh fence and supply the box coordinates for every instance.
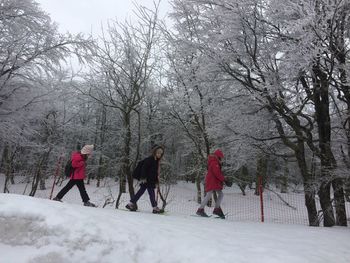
[2,175,350,226]
[119,180,350,226]
[158,182,312,224]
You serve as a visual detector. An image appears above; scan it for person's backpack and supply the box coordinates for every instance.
[64,159,75,178]
[132,159,145,180]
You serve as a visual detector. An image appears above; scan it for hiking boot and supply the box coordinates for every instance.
[196,208,209,217]
[213,207,225,219]
[126,203,137,211]
[53,197,62,202]
[152,207,164,214]
[84,201,97,207]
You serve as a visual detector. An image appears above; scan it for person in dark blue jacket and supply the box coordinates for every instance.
[126,145,164,213]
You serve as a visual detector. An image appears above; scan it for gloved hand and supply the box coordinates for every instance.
[140,178,147,184]
[224,179,233,187]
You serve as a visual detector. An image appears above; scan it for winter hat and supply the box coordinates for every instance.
[214,149,224,159]
[152,145,165,158]
[81,144,94,155]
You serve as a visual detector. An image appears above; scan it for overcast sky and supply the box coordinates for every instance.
[36,0,172,35]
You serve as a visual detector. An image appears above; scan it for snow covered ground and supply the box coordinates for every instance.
[1,176,350,262]
[0,192,350,263]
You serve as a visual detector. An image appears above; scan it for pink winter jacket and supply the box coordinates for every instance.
[205,153,225,192]
[71,152,86,180]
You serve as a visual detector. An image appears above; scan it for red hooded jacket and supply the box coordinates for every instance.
[205,150,225,192]
[71,152,87,180]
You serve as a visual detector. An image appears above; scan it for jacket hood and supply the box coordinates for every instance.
[213,149,224,159]
[208,154,220,165]
[72,151,83,159]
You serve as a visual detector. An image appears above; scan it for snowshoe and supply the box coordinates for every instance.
[84,201,97,207]
[213,207,225,219]
[53,197,62,202]
[125,203,137,211]
[152,207,165,214]
[196,208,209,217]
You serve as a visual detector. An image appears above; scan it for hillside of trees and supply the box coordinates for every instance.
[1,0,349,227]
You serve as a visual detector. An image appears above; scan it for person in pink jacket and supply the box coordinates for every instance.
[196,149,226,218]
[53,145,96,207]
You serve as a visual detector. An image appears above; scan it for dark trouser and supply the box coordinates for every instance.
[130,183,157,207]
[56,179,90,203]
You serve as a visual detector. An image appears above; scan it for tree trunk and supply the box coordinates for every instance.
[30,149,51,196]
[2,145,17,193]
[255,155,267,195]
[97,155,104,188]
[295,143,319,226]
[332,178,347,226]
[123,112,134,198]
[39,150,51,190]
[2,145,11,193]
[318,180,335,226]
[10,170,15,185]
[312,65,341,226]
[96,106,107,188]
[0,146,6,174]
[237,165,249,195]
[196,173,202,204]
[29,158,44,197]
[115,183,123,209]
[280,159,289,194]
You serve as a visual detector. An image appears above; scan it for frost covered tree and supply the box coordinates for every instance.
[0,0,92,193]
[82,3,162,207]
[0,0,89,120]
[167,0,348,226]
[167,0,290,203]
[267,0,349,226]
[165,0,230,203]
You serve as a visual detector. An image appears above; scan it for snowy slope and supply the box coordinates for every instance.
[0,194,349,263]
[5,177,346,225]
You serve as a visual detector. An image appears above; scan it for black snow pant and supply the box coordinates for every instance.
[56,179,90,203]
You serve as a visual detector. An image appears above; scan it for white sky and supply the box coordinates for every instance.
[36,0,172,35]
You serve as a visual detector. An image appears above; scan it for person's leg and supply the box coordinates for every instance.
[196,191,213,217]
[55,180,76,200]
[146,187,157,208]
[215,190,224,208]
[199,191,213,209]
[130,183,147,204]
[213,190,225,218]
[75,180,90,203]
[126,183,147,211]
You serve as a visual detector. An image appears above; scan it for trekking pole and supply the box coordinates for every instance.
[49,155,64,200]
[156,185,160,203]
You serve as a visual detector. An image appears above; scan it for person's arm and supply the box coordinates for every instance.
[72,154,85,168]
[210,162,225,182]
[155,160,160,185]
[140,157,152,179]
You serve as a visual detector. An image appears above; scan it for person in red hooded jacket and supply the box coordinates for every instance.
[53,145,96,207]
[196,149,226,218]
